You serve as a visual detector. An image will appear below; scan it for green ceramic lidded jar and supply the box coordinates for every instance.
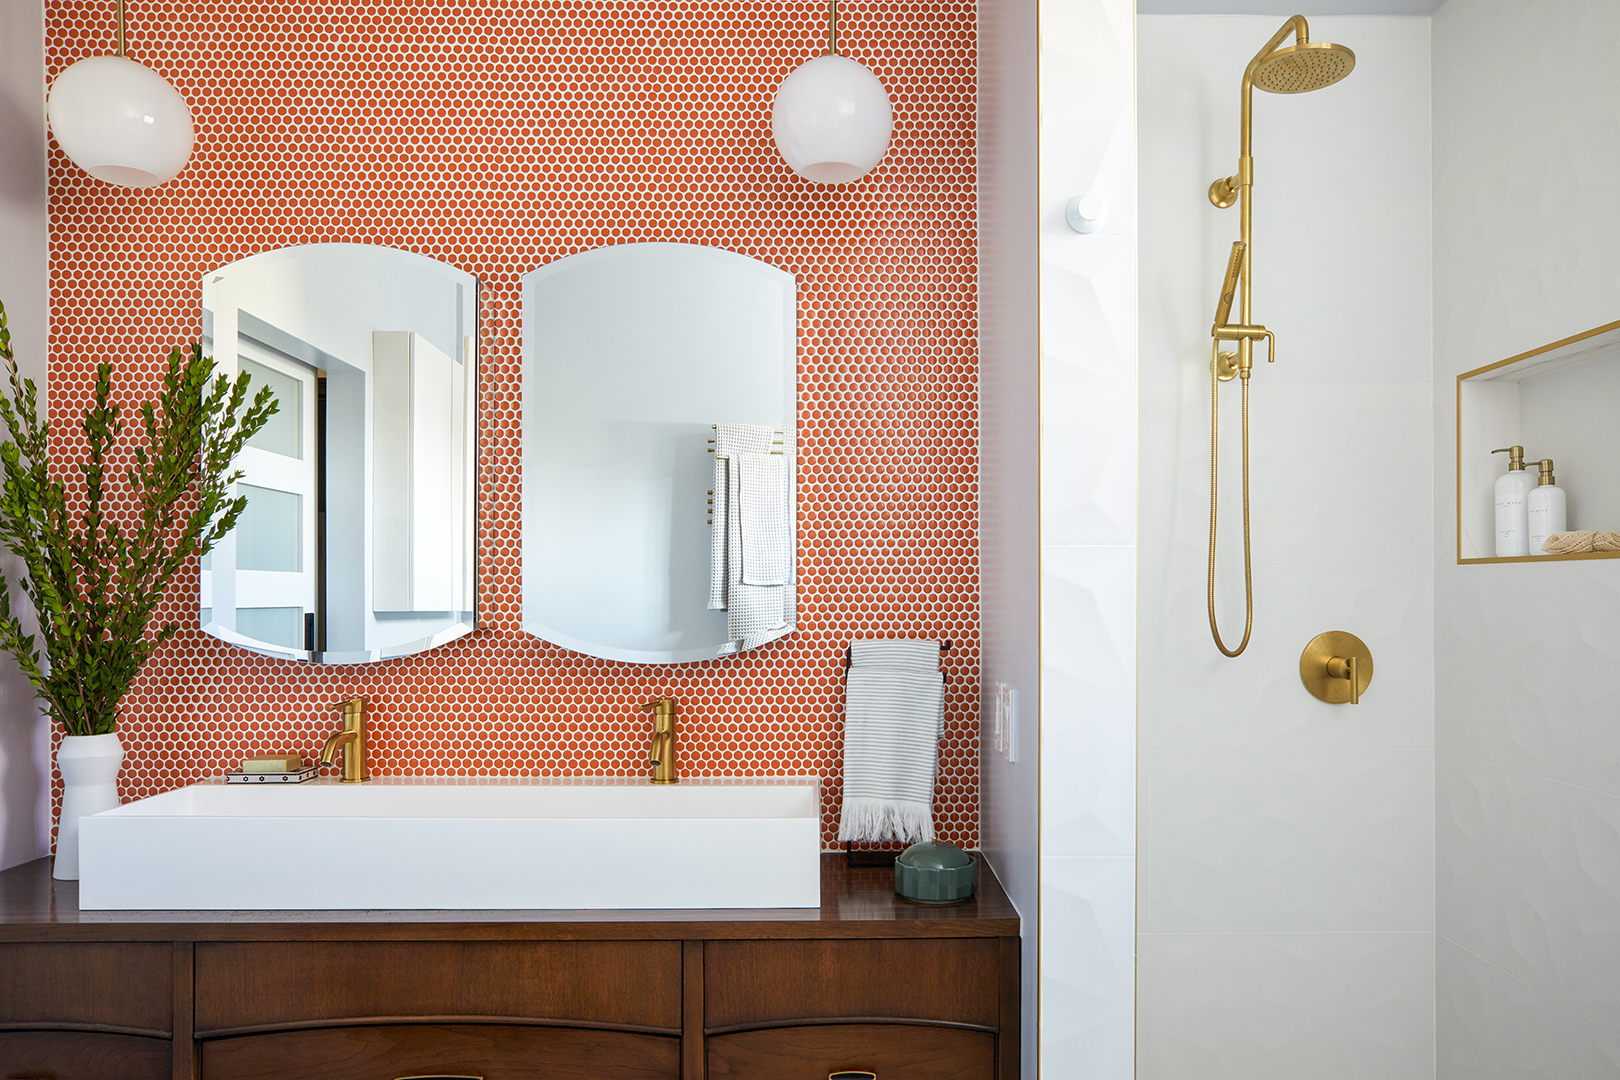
[894,840,978,903]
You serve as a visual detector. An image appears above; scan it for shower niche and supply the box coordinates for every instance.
[1456,317,1620,563]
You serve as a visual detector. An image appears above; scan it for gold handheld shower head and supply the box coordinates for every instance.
[1252,41,1356,94]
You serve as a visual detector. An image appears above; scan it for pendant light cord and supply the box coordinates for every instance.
[828,0,839,55]
[1208,368,1254,658]
[115,0,126,56]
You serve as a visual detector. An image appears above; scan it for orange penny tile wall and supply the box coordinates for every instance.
[45,0,978,850]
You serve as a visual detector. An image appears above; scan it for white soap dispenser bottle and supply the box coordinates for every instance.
[1527,458,1567,556]
[1492,446,1536,557]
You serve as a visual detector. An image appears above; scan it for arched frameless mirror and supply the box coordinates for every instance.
[521,243,796,664]
[200,244,479,663]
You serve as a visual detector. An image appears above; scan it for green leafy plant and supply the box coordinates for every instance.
[0,298,276,737]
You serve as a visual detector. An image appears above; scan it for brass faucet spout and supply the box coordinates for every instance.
[319,729,355,767]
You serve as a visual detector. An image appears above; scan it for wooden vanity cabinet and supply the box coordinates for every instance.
[0,856,1020,1080]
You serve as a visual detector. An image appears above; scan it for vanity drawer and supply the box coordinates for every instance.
[704,939,1000,1028]
[707,1023,995,1080]
[0,1031,170,1079]
[200,1023,680,1080]
[195,941,681,1034]
[0,942,172,1033]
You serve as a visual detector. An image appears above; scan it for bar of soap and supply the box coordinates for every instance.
[241,754,303,774]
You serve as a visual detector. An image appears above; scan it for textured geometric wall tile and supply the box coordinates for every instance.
[1147,564,1434,753]
[1437,935,1620,1080]
[43,0,979,851]
[1436,752,1620,1035]
[1041,856,1135,1080]
[1433,78,1620,369]
[1147,382,1433,571]
[1040,0,1134,233]
[1138,930,1435,1080]
[1435,567,1620,798]
[1432,0,1620,186]
[1041,546,1134,856]
[1039,238,1137,547]
[1146,747,1433,933]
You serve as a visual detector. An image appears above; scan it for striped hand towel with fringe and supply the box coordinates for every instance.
[837,639,945,845]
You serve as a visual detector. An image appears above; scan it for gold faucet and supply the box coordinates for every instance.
[642,698,678,784]
[319,698,368,783]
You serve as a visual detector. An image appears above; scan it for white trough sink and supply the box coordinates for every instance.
[78,776,822,911]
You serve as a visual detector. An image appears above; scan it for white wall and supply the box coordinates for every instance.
[977,0,1041,1070]
[1037,1,1139,1078]
[0,0,51,872]
[1138,16,1434,1078]
[1431,0,1620,1073]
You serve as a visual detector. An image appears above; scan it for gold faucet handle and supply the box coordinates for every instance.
[1326,655,1360,705]
[640,699,676,727]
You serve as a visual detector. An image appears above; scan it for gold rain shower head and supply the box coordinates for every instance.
[1251,41,1356,94]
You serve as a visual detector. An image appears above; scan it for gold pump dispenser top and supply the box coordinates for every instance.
[1535,459,1557,485]
[1492,446,1528,470]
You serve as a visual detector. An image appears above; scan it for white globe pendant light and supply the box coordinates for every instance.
[771,1,893,184]
[47,0,194,188]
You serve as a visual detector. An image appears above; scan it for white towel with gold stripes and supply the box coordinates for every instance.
[837,639,945,844]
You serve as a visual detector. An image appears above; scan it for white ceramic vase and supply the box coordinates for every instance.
[54,732,123,881]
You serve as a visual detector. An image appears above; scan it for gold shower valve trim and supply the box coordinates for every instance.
[1299,631,1373,705]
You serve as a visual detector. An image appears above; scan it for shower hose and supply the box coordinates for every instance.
[1208,364,1254,657]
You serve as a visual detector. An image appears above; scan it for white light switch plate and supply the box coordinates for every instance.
[992,682,1017,763]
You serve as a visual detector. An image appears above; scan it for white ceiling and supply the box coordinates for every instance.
[1138,0,1443,14]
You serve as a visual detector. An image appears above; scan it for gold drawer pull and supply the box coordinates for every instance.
[396,1076,483,1080]
[830,1073,878,1080]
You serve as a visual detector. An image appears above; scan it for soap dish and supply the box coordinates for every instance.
[225,765,320,785]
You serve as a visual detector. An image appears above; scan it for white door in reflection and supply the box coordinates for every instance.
[229,342,319,650]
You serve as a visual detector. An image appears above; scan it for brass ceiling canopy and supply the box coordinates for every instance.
[1252,41,1357,94]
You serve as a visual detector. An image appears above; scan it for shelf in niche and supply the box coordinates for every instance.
[1457,318,1620,564]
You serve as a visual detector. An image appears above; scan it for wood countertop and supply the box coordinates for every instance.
[0,853,1020,942]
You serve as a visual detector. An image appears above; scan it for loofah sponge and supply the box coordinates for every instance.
[1542,531,1595,555]
[1595,532,1620,552]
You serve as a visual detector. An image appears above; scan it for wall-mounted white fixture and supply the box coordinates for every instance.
[992,682,1017,763]
[770,0,893,184]
[46,0,194,188]
[1065,194,1105,233]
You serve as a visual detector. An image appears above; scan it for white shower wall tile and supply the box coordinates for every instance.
[1247,196,1431,386]
[1146,563,1433,752]
[1437,935,1620,1080]
[1040,235,1137,548]
[1041,545,1136,857]
[1038,0,1137,1076]
[1437,751,1620,1034]
[1432,0,1620,186]
[1145,748,1433,934]
[1138,930,1435,1080]
[1138,380,1433,572]
[1039,0,1135,236]
[1436,566,1620,798]
[1040,856,1136,1080]
[1433,76,1620,369]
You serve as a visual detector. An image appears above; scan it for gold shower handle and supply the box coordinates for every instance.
[1327,654,1360,704]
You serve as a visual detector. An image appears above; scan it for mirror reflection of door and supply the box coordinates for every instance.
[230,341,320,651]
